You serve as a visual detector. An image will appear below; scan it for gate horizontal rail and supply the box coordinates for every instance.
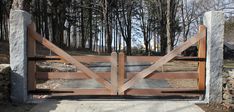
[28,56,205,63]
[35,72,198,80]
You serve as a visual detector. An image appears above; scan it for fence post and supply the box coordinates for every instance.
[28,23,36,91]
[111,52,118,95]
[198,25,206,90]
[9,10,32,103]
[118,52,125,95]
[203,11,224,103]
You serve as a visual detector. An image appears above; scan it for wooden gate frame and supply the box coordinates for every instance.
[118,25,207,96]
[27,23,206,97]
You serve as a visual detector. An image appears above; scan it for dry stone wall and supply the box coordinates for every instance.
[0,64,10,103]
[223,69,234,108]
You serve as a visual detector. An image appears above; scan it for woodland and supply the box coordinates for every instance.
[0,0,234,55]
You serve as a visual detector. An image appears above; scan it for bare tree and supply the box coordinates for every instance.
[180,0,196,42]
[116,0,134,55]
[166,0,172,53]
[138,0,156,54]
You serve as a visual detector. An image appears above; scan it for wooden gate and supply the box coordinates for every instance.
[118,25,206,97]
[27,23,206,98]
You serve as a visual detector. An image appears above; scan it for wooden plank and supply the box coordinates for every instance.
[28,56,111,63]
[27,23,36,91]
[35,72,110,80]
[133,72,198,79]
[118,52,126,95]
[118,28,206,93]
[127,56,161,63]
[28,57,61,61]
[125,88,204,96]
[174,57,206,62]
[111,52,118,95]
[29,88,111,95]
[28,55,201,63]
[73,56,111,63]
[28,23,112,90]
[126,56,203,63]
[30,88,203,97]
[29,56,201,63]
[35,72,198,80]
[198,25,207,90]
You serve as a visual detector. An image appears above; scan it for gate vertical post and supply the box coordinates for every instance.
[111,52,118,95]
[28,23,36,91]
[203,11,224,103]
[198,25,206,90]
[118,52,125,95]
[9,10,32,103]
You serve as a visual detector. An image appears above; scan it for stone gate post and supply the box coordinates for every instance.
[9,10,31,103]
[203,11,224,103]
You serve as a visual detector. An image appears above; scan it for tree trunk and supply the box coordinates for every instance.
[160,27,167,55]
[12,0,30,11]
[145,41,149,54]
[48,16,53,42]
[89,0,93,50]
[101,19,104,53]
[126,38,131,55]
[67,23,71,48]
[70,25,77,48]
[115,16,118,52]
[0,4,2,41]
[106,13,113,53]
[126,9,132,55]
[166,0,172,53]
[81,0,85,48]
[154,33,156,51]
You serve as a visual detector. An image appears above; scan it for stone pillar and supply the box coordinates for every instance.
[9,10,31,103]
[203,11,224,103]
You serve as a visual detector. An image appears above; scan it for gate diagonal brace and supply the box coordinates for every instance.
[28,23,112,90]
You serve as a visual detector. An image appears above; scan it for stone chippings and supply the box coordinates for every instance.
[223,69,234,109]
[0,64,10,103]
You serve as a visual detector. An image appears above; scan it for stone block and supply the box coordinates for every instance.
[204,11,224,103]
[9,10,31,103]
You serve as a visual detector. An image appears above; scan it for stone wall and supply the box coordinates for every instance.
[223,69,234,109]
[0,64,10,103]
